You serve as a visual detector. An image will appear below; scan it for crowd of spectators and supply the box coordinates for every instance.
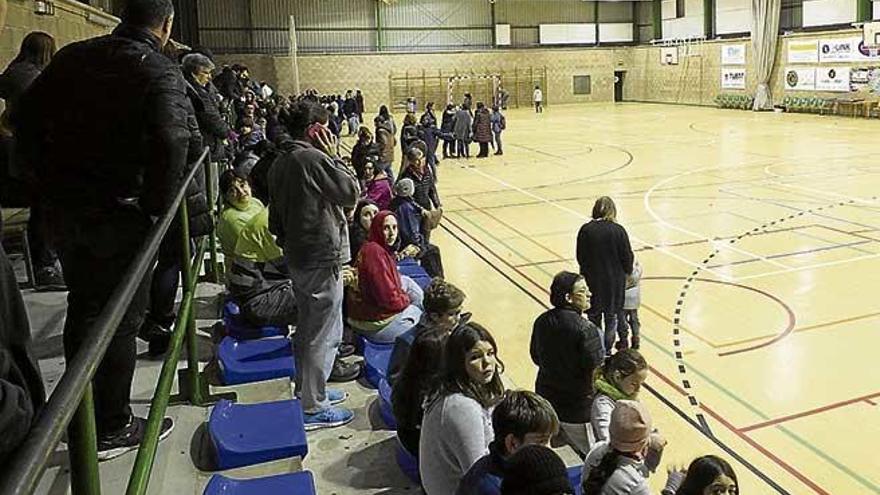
[0,1,740,493]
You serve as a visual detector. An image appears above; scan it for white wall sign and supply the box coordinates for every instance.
[815,67,851,91]
[721,68,747,89]
[819,38,857,62]
[721,44,746,65]
[788,39,819,63]
[661,46,679,65]
[495,24,511,46]
[785,68,817,90]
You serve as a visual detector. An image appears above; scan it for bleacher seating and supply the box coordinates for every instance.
[397,257,432,290]
[222,300,287,340]
[377,378,396,429]
[362,339,393,388]
[714,93,754,110]
[1,208,35,289]
[209,399,309,470]
[395,438,421,484]
[203,471,316,495]
[568,465,583,495]
[217,336,296,385]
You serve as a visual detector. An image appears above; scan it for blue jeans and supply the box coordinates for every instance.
[355,276,424,344]
[588,310,619,356]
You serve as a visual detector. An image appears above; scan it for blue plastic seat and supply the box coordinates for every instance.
[223,300,287,340]
[378,378,396,429]
[363,339,393,388]
[395,438,420,484]
[203,471,315,494]
[209,399,308,470]
[218,336,296,385]
[397,258,432,290]
[568,465,583,495]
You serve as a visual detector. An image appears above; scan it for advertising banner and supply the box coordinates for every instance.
[788,39,818,63]
[721,44,746,65]
[815,67,851,92]
[721,68,747,89]
[784,67,816,90]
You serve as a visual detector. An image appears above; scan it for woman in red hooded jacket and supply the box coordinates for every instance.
[347,211,424,343]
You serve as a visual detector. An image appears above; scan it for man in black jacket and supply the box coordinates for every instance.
[12,0,189,460]
[0,244,46,466]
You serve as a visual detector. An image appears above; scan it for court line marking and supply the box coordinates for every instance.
[712,310,880,349]
[740,391,880,433]
[463,165,733,281]
[643,166,794,271]
[439,217,802,495]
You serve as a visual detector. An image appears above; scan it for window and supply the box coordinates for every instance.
[780,0,803,32]
[676,0,686,18]
[573,75,591,95]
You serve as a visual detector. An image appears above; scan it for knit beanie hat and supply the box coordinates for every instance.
[500,445,573,495]
[395,178,415,198]
[609,400,652,453]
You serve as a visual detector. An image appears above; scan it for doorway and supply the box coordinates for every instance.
[614,71,626,102]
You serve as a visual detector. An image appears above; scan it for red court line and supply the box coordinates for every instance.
[739,392,880,433]
[443,216,829,495]
[647,369,830,495]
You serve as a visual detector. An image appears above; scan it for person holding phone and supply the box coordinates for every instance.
[269,101,360,430]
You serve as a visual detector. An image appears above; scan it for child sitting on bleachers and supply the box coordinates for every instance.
[420,322,506,495]
[391,178,444,278]
[457,390,560,495]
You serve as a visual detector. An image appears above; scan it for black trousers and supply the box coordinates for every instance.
[54,207,151,437]
[477,142,489,157]
[147,229,185,328]
[417,243,444,279]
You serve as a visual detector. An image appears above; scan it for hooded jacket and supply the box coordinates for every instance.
[268,139,359,268]
[348,211,410,321]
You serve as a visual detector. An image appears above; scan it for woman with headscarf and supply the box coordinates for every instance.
[347,211,424,343]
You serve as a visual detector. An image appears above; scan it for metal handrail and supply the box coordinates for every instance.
[0,148,212,495]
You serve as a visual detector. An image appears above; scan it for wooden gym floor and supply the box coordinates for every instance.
[427,102,880,495]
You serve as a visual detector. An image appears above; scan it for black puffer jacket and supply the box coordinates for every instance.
[186,76,230,163]
[181,89,212,238]
[11,24,192,217]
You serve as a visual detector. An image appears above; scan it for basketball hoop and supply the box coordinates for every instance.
[863,21,880,51]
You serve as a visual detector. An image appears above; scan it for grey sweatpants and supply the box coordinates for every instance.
[288,264,344,413]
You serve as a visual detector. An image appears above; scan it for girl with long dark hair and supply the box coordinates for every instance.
[673,456,738,495]
[420,322,506,495]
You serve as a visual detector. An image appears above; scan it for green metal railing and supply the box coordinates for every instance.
[0,148,224,495]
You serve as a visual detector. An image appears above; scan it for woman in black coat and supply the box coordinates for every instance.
[575,196,634,356]
[440,104,456,159]
[530,271,604,456]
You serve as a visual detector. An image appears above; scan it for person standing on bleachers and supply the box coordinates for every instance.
[0,31,65,291]
[268,101,360,430]
[0,243,46,465]
[11,0,189,459]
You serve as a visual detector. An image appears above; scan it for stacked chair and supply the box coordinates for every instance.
[714,93,755,110]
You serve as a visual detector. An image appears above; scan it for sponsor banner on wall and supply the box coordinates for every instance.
[819,37,880,62]
[815,67,851,92]
[721,44,746,65]
[819,38,858,62]
[788,39,819,63]
[785,67,816,90]
[721,68,747,89]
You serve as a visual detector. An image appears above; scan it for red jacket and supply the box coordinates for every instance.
[347,211,410,321]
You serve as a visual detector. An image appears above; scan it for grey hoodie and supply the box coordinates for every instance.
[268,140,360,269]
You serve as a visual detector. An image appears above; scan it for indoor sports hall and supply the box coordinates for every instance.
[1,1,878,494]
